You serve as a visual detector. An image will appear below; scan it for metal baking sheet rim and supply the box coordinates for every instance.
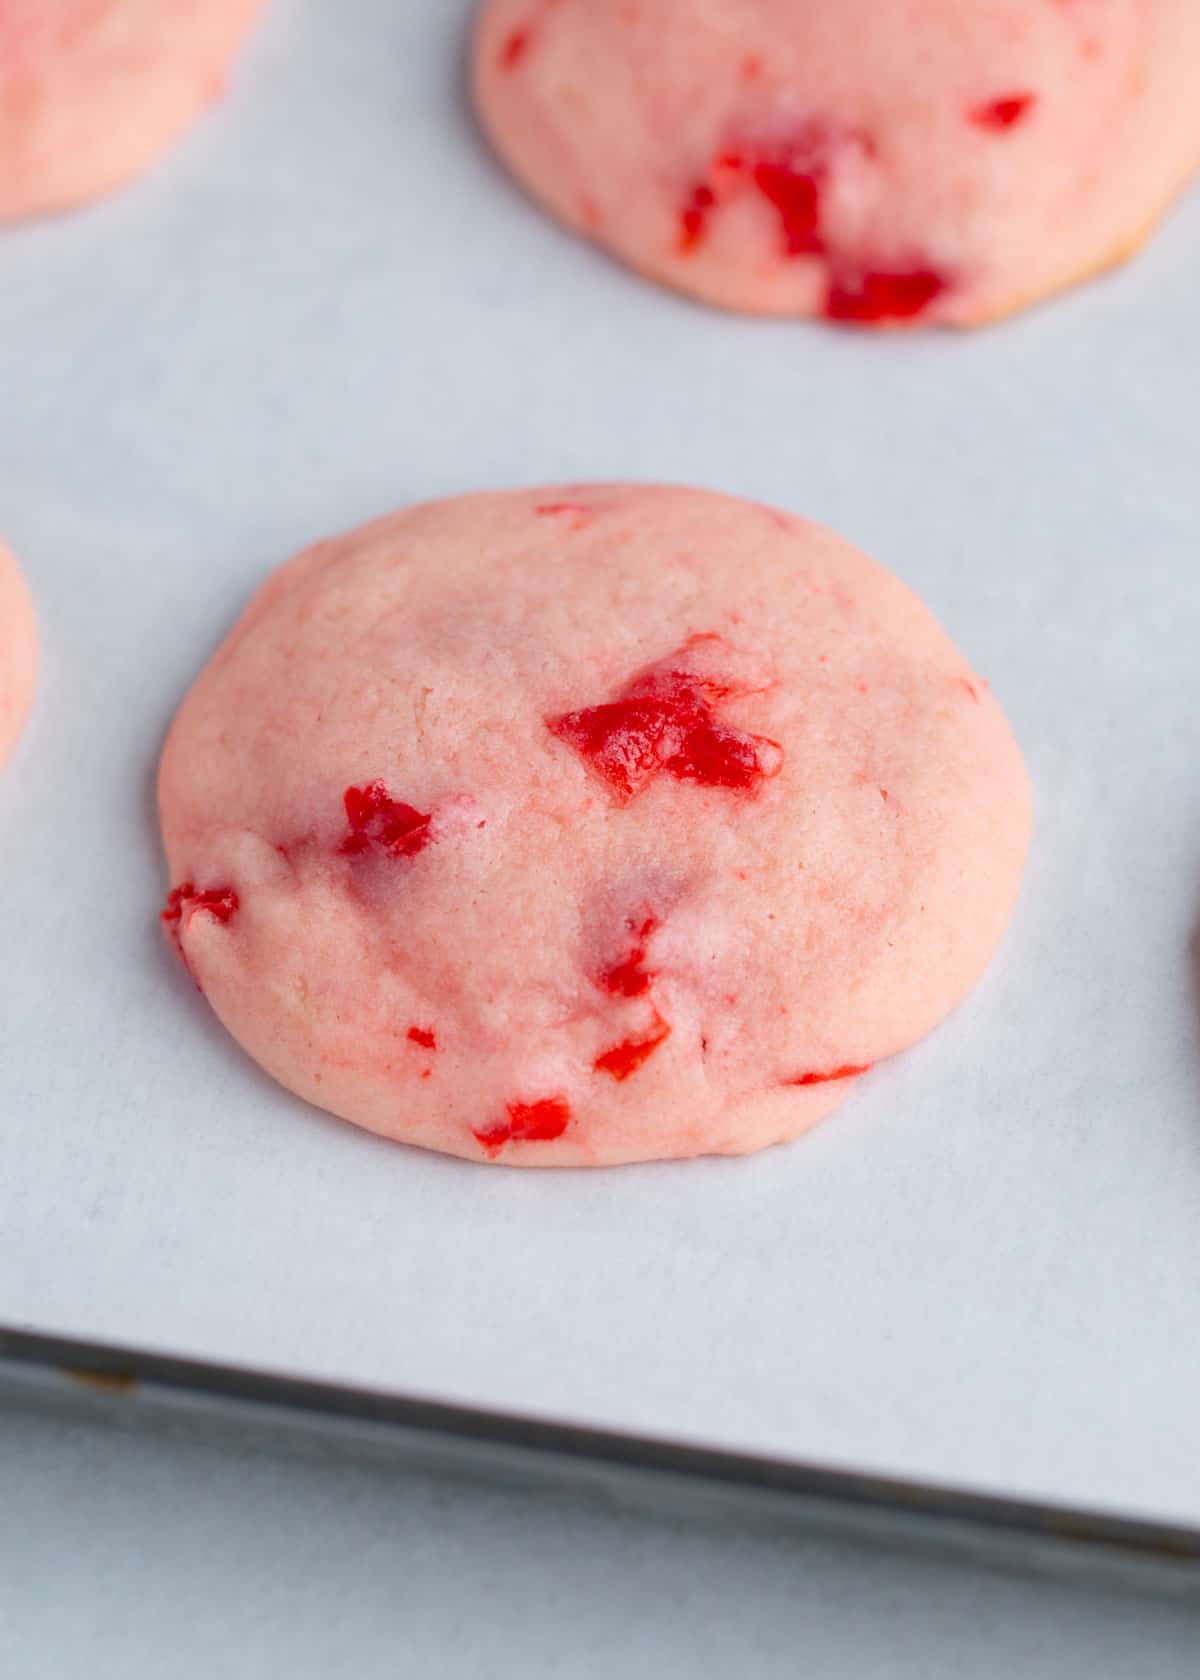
[3,1323,1199,1597]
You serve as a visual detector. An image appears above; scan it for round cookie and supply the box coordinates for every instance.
[158,486,1030,1166]
[0,0,264,223]
[473,0,1200,327]
[0,542,37,769]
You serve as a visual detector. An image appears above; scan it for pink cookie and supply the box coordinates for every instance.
[473,0,1200,327]
[158,486,1030,1166]
[0,541,36,769]
[0,0,264,222]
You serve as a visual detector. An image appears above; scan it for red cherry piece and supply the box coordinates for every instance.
[968,92,1035,130]
[785,1063,872,1086]
[597,914,659,997]
[677,121,866,259]
[678,183,716,253]
[473,1096,572,1153]
[548,636,782,803]
[751,160,823,255]
[534,502,594,531]
[825,268,948,324]
[594,1014,671,1081]
[339,782,432,859]
[161,882,239,931]
[500,27,530,68]
[161,882,239,980]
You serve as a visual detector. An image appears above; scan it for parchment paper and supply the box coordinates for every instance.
[2,0,1198,1524]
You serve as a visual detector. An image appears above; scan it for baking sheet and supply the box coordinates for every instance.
[2,0,1199,1526]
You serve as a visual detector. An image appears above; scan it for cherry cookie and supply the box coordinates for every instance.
[0,541,36,770]
[0,0,264,222]
[473,0,1200,327]
[158,486,1030,1165]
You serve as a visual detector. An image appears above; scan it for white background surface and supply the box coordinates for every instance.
[3,1396,1200,1680]
[2,0,1200,1530]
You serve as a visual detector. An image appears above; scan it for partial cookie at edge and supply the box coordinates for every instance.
[473,0,1200,327]
[0,541,37,769]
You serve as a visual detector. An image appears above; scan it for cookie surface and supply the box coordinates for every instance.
[158,486,1030,1165]
[0,0,263,222]
[473,0,1200,327]
[0,542,36,770]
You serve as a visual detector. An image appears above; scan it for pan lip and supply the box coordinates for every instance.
[3,1319,1199,1575]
